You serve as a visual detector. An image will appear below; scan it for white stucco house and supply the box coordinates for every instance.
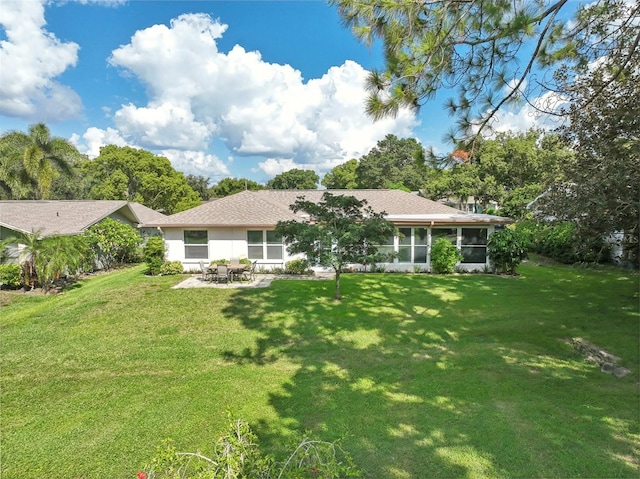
[143,189,512,272]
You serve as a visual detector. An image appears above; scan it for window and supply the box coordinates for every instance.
[184,230,208,259]
[413,228,428,263]
[266,230,283,260]
[247,230,264,259]
[431,228,457,245]
[461,228,488,263]
[247,230,283,260]
[377,234,396,261]
[398,228,412,263]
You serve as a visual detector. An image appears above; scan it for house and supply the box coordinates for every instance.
[0,200,166,261]
[142,189,512,272]
[438,196,500,214]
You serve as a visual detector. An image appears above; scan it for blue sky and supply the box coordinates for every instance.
[0,0,556,184]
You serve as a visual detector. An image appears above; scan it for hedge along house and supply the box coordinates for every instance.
[0,200,166,263]
[143,189,512,272]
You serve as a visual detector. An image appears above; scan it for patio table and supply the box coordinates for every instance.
[208,263,248,282]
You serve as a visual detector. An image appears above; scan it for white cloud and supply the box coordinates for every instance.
[114,102,213,150]
[71,126,131,158]
[162,149,230,179]
[480,91,570,136]
[106,13,418,176]
[258,158,307,177]
[0,0,81,120]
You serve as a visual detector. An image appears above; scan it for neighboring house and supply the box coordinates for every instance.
[0,200,166,261]
[438,196,499,214]
[143,189,511,272]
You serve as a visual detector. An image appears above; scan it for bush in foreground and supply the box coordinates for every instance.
[140,417,359,479]
[487,227,528,274]
[430,238,462,274]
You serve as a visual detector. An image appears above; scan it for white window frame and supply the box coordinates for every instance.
[247,230,283,260]
[184,230,208,259]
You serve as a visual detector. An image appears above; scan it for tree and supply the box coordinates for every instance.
[422,130,572,218]
[275,193,397,300]
[0,123,80,199]
[83,218,142,270]
[355,134,426,190]
[84,145,201,214]
[321,159,358,189]
[15,231,86,291]
[332,0,639,142]
[211,177,264,197]
[266,169,319,190]
[185,174,211,201]
[539,68,640,266]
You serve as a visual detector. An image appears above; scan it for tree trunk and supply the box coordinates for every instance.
[334,269,342,300]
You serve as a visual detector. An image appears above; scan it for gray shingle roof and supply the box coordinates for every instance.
[0,200,165,237]
[144,189,511,227]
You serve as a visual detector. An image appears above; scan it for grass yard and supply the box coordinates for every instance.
[1,259,638,478]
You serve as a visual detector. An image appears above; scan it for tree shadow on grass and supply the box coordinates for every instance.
[220,272,639,478]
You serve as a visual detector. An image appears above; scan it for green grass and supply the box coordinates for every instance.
[1,260,638,478]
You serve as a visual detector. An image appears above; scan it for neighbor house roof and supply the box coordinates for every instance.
[143,189,511,228]
[0,200,166,237]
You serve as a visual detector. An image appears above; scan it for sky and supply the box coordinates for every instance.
[0,0,555,185]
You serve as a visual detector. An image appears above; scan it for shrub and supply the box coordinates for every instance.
[487,227,528,274]
[515,221,610,264]
[0,264,22,289]
[141,417,360,479]
[211,258,229,265]
[285,258,309,275]
[430,238,462,274]
[84,218,142,270]
[159,261,184,275]
[143,237,166,276]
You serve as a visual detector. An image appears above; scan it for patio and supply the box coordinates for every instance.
[172,272,334,289]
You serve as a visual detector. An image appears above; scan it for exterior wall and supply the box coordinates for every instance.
[163,225,496,273]
[163,227,298,272]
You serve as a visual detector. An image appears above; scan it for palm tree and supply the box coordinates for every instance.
[0,123,80,199]
[16,231,85,291]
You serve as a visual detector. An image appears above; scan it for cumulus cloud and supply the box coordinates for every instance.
[162,149,230,179]
[258,158,305,177]
[0,0,81,120]
[487,91,570,134]
[70,126,131,158]
[105,13,417,176]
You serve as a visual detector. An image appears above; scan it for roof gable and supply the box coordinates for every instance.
[0,200,165,237]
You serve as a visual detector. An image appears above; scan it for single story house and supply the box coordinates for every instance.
[0,200,166,261]
[142,189,512,272]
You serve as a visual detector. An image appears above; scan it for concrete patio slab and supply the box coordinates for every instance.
[172,272,333,289]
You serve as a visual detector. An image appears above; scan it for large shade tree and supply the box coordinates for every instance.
[321,159,358,189]
[422,129,572,218]
[332,0,639,142]
[354,134,426,190]
[0,123,79,199]
[266,169,319,189]
[84,145,201,214]
[276,193,397,300]
[211,177,265,197]
[538,68,640,266]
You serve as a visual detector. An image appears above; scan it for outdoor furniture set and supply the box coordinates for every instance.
[199,261,257,284]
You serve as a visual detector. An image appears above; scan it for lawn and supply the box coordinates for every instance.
[1,259,638,478]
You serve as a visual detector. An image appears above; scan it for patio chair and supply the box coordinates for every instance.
[199,261,213,281]
[242,261,258,282]
[214,264,230,283]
